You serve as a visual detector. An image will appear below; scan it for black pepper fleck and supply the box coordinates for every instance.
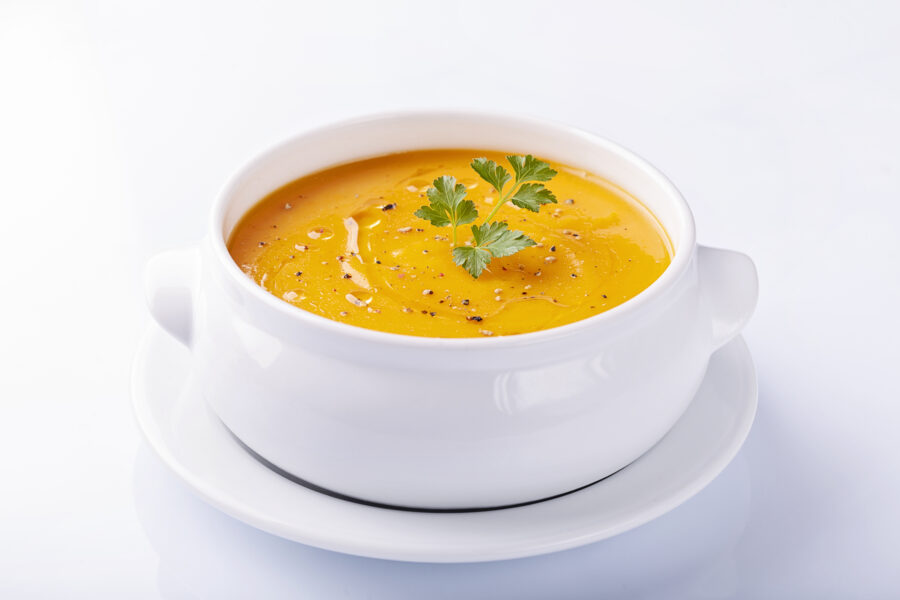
[342,274,352,279]
[550,246,556,252]
[382,203,397,211]
[467,316,483,322]
[429,312,436,317]
[295,271,303,277]
[461,299,470,305]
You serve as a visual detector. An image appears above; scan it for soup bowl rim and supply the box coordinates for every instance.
[207,109,697,350]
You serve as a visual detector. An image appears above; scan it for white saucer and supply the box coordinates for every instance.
[132,324,757,563]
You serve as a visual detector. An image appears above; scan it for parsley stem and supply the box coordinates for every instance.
[452,223,457,246]
[484,181,521,224]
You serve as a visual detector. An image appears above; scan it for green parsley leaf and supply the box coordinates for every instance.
[507,154,557,183]
[452,221,536,278]
[413,204,450,227]
[414,175,478,243]
[451,246,492,279]
[470,157,512,194]
[470,221,536,256]
[510,182,557,212]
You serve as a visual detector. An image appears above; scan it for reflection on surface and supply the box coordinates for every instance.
[133,441,752,599]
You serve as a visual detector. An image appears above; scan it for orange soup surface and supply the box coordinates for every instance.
[228,150,671,338]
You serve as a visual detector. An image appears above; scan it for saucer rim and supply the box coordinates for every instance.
[131,326,757,563]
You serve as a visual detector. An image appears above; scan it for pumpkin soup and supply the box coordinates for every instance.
[227,150,671,337]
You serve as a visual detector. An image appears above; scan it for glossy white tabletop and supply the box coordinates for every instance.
[2,1,898,597]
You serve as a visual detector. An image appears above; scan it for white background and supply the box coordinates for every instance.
[2,1,899,597]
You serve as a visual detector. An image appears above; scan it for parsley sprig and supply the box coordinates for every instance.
[415,155,558,278]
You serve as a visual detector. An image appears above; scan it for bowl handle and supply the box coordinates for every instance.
[697,245,758,351]
[144,245,200,347]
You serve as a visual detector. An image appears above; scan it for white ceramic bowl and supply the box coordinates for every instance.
[145,111,758,510]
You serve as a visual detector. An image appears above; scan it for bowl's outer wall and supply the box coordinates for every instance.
[195,246,710,509]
